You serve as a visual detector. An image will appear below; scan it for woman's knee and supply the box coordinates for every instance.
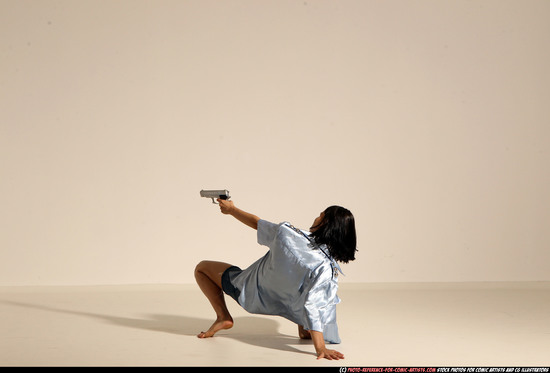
[194,260,224,277]
[194,261,233,281]
[194,260,210,276]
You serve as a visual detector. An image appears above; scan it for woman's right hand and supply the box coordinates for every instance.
[217,199,235,215]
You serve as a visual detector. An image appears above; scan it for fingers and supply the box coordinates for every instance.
[217,199,234,214]
[333,351,344,359]
[317,349,344,360]
[217,198,229,206]
[217,199,226,213]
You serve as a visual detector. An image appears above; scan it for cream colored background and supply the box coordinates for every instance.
[1,0,549,286]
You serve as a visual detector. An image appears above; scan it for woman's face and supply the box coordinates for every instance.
[310,211,325,232]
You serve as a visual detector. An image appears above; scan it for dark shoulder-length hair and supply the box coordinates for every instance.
[310,205,357,263]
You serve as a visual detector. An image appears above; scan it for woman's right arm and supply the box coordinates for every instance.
[217,199,260,230]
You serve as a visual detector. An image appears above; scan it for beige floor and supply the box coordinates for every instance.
[0,282,549,367]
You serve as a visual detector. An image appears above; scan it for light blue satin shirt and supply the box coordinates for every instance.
[226,219,343,343]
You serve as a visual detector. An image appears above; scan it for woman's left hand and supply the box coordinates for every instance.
[316,348,344,360]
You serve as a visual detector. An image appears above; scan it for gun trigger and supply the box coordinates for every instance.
[211,198,218,204]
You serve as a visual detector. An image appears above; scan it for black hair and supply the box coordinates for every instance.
[310,205,357,263]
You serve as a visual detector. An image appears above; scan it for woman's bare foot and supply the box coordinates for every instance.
[197,317,234,338]
[298,325,312,339]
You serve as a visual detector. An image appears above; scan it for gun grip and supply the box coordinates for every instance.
[211,194,229,204]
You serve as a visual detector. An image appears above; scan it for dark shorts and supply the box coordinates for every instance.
[221,266,242,303]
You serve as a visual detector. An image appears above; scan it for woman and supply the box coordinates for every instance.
[194,199,357,360]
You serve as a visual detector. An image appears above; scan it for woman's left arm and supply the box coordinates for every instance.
[310,330,345,360]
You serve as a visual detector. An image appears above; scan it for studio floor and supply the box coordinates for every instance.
[0,282,549,367]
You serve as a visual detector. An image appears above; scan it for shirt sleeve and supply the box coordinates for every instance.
[257,219,279,247]
[303,267,341,343]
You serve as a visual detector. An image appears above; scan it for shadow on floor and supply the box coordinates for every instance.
[1,300,314,357]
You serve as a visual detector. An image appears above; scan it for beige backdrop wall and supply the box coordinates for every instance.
[1,0,549,286]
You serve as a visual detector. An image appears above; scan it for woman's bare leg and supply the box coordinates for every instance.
[194,260,234,338]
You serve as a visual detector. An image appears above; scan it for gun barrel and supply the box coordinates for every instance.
[200,189,231,203]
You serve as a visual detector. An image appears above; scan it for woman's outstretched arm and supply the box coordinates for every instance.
[217,199,260,230]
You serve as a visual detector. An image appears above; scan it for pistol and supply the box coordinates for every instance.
[200,189,231,204]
